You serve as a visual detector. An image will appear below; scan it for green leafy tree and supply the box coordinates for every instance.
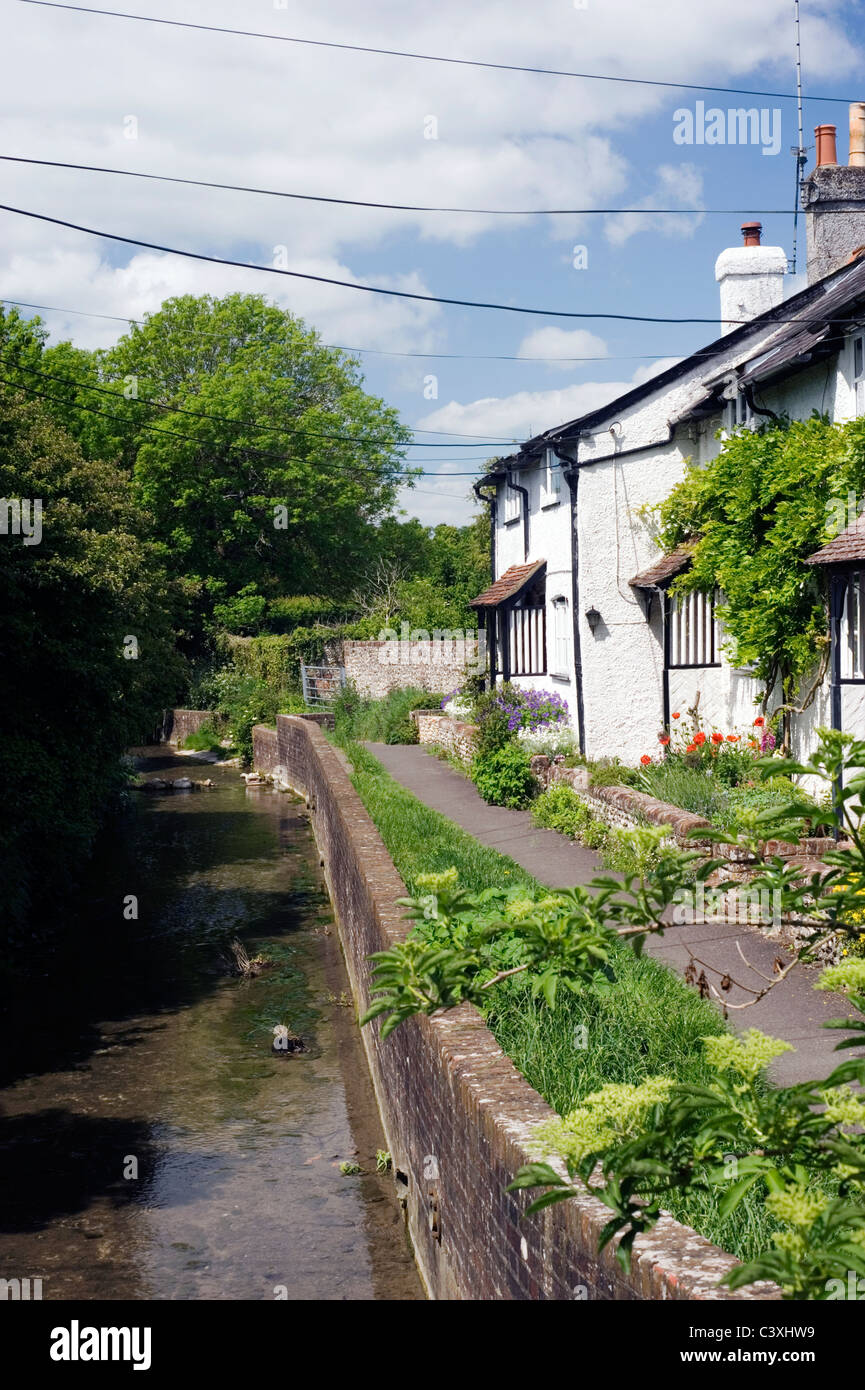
[656,416,865,741]
[0,386,183,943]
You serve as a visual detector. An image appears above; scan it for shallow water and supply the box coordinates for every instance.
[0,748,422,1301]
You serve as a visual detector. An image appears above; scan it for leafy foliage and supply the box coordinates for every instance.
[471,742,536,808]
[0,386,183,943]
[364,728,865,1297]
[656,415,865,720]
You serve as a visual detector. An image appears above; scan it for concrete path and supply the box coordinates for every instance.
[367,742,857,1084]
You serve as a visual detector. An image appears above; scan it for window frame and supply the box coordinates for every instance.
[840,568,865,683]
[665,588,722,671]
[540,448,562,509]
[549,593,570,679]
[503,472,522,524]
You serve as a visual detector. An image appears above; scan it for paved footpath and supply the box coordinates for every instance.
[368,742,858,1084]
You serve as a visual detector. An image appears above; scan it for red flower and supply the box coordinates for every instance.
[686,742,697,753]
[640,754,652,765]
[748,738,759,749]
[711,732,723,744]
[659,734,671,746]
[672,711,681,719]
[694,731,707,746]
[727,734,739,743]
[753,716,765,727]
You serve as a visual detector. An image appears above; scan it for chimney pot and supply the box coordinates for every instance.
[816,123,838,167]
[851,103,865,168]
[741,221,762,247]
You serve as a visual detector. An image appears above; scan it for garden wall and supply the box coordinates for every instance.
[252,714,777,1302]
[163,708,220,745]
[412,710,478,761]
[343,638,478,700]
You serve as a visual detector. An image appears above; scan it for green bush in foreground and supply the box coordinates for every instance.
[471,743,536,808]
[362,729,865,1297]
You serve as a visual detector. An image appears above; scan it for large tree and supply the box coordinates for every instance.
[0,384,183,944]
[82,295,414,615]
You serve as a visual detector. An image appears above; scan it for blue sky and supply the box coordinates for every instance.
[3,0,865,524]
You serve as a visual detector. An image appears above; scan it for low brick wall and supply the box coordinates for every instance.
[164,708,222,745]
[252,715,775,1302]
[343,638,477,700]
[413,710,478,762]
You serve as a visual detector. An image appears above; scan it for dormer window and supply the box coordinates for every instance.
[541,449,562,507]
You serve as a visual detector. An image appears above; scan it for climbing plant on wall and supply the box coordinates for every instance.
[655,415,865,738]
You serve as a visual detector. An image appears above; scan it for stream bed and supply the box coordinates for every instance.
[0,747,422,1301]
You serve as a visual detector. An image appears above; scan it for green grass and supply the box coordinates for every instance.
[342,738,781,1260]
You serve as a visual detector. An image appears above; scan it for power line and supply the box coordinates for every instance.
[0,371,497,476]
[0,155,806,217]
[0,201,812,326]
[17,1,857,104]
[0,355,511,449]
[0,297,691,363]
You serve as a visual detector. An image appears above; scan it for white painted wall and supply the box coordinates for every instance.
[490,302,865,763]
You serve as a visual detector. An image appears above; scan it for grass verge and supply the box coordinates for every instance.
[342,739,782,1261]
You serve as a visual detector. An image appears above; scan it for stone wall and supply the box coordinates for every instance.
[252,715,777,1302]
[412,711,478,762]
[343,638,478,700]
[163,708,222,745]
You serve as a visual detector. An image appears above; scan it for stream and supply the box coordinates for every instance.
[0,748,422,1301]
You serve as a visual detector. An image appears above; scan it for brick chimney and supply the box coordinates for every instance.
[803,106,865,284]
[714,221,786,334]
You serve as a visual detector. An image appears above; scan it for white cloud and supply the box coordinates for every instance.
[604,164,705,246]
[515,327,609,371]
[415,365,673,441]
[1,0,859,338]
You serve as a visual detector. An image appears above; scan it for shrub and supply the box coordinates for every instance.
[636,761,725,820]
[532,784,595,839]
[589,759,640,789]
[181,722,225,753]
[334,685,445,745]
[212,583,268,635]
[471,743,536,808]
[267,594,349,633]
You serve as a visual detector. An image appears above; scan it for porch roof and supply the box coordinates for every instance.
[470,559,546,608]
[806,515,865,566]
[629,544,695,589]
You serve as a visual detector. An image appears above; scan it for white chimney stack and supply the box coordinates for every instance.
[715,222,786,334]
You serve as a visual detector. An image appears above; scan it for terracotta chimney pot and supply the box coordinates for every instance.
[816,124,838,167]
[741,222,762,247]
[850,104,865,168]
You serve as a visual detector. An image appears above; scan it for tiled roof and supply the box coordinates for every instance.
[806,515,865,566]
[629,544,695,589]
[470,559,546,608]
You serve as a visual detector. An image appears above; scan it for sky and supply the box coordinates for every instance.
[2,0,865,527]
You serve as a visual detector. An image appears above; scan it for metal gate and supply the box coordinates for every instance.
[301,662,346,706]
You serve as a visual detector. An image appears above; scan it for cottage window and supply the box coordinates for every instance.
[550,595,570,677]
[507,574,546,676]
[724,390,752,431]
[667,589,721,669]
[540,449,562,507]
[841,570,865,680]
[504,473,522,523]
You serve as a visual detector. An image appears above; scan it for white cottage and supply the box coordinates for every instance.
[471,110,865,764]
